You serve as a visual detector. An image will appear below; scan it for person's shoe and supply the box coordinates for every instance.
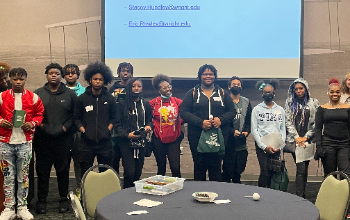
[35,199,46,214]
[0,208,16,220]
[59,198,70,213]
[347,214,350,219]
[17,206,34,220]
[76,188,81,201]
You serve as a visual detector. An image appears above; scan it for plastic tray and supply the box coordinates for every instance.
[134,175,185,196]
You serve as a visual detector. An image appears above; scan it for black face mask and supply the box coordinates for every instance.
[132,92,142,99]
[230,86,242,95]
[262,93,274,102]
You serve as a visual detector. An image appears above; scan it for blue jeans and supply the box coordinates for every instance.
[0,142,32,208]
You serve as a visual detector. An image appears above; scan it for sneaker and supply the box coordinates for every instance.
[347,214,350,219]
[17,206,34,220]
[76,188,81,201]
[59,198,70,213]
[0,208,16,220]
[35,199,46,214]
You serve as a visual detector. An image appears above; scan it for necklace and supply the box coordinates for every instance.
[329,101,341,109]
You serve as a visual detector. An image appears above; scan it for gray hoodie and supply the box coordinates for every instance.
[251,101,286,150]
[284,78,319,143]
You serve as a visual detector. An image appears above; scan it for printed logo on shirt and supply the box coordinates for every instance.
[158,104,178,126]
[61,100,65,102]
[258,112,283,122]
[213,97,222,102]
[104,102,108,104]
[85,105,93,112]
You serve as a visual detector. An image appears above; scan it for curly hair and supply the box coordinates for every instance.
[45,63,65,76]
[9,68,27,78]
[0,62,11,78]
[341,73,350,94]
[227,76,243,87]
[83,61,113,85]
[197,64,217,79]
[117,62,133,76]
[151,74,171,90]
[63,64,80,77]
[255,79,279,91]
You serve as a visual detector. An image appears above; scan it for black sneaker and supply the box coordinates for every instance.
[59,198,70,213]
[36,199,47,214]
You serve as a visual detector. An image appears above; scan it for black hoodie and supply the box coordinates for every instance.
[180,84,236,136]
[34,82,77,137]
[74,86,117,143]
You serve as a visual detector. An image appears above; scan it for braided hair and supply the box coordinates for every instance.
[63,64,80,77]
[289,81,309,129]
[123,78,142,131]
[117,62,133,77]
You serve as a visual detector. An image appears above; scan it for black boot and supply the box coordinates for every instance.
[59,197,70,213]
[36,199,47,214]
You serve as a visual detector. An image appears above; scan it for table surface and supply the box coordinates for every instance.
[95,181,320,220]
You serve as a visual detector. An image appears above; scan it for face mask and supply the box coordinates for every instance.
[132,92,142,98]
[230,86,241,95]
[161,93,172,99]
[262,93,274,102]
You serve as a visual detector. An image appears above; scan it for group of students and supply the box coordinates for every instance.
[0,61,349,219]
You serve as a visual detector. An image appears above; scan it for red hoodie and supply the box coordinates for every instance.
[149,96,183,143]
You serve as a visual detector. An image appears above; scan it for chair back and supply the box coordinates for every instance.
[69,191,86,220]
[81,164,121,217]
[315,171,350,220]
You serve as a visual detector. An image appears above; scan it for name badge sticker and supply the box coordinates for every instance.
[213,97,222,102]
[274,110,281,115]
[85,105,93,112]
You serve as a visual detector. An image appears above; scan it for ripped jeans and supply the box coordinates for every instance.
[0,142,32,208]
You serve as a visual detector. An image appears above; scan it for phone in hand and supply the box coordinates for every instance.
[134,127,145,135]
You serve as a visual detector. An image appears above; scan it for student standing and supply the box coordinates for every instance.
[0,68,44,220]
[180,64,236,181]
[33,63,77,214]
[73,61,117,179]
[251,79,286,188]
[115,78,153,188]
[222,76,252,183]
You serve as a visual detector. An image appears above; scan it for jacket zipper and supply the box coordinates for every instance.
[96,97,99,143]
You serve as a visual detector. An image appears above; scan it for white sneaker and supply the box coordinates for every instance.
[0,208,16,220]
[17,206,34,220]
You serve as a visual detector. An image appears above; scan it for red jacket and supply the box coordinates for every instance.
[149,96,183,143]
[0,89,44,143]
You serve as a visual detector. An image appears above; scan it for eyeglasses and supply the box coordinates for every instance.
[160,85,172,90]
[202,73,214,77]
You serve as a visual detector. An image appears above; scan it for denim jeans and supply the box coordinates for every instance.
[0,142,32,208]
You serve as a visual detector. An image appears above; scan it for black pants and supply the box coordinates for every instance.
[321,142,350,178]
[33,133,72,200]
[111,137,122,174]
[188,132,226,181]
[152,134,181,177]
[291,153,309,198]
[78,138,113,179]
[120,139,145,188]
[222,149,248,183]
[255,143,280,188]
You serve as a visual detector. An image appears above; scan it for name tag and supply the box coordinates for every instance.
[85,105,93,112]
[213,97,221,102]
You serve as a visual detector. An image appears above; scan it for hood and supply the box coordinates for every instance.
[286,78,310,102]
[43,82,66,95]
[257,101,279,110]
[84,86,108,96]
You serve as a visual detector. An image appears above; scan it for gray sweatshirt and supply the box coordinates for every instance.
[251,101,286,150]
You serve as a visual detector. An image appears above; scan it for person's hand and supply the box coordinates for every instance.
[79,126,85,133]
[212,117,221,129]
[144,126,152,133]
[202,120,212,130]
[108,123,113,131]
[0,120,13,129]
[295,137,307,147]
[234,130,241,137]
[21,122,33,131]
[128,131,141,140]
[62,126,67,132]
[264,146,275,154]
[241,132,248,137]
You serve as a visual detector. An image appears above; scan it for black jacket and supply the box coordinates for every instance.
[74,86,117,143]
[180,84,236,135]
[34,82,77,137]
[114,98,153,139]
